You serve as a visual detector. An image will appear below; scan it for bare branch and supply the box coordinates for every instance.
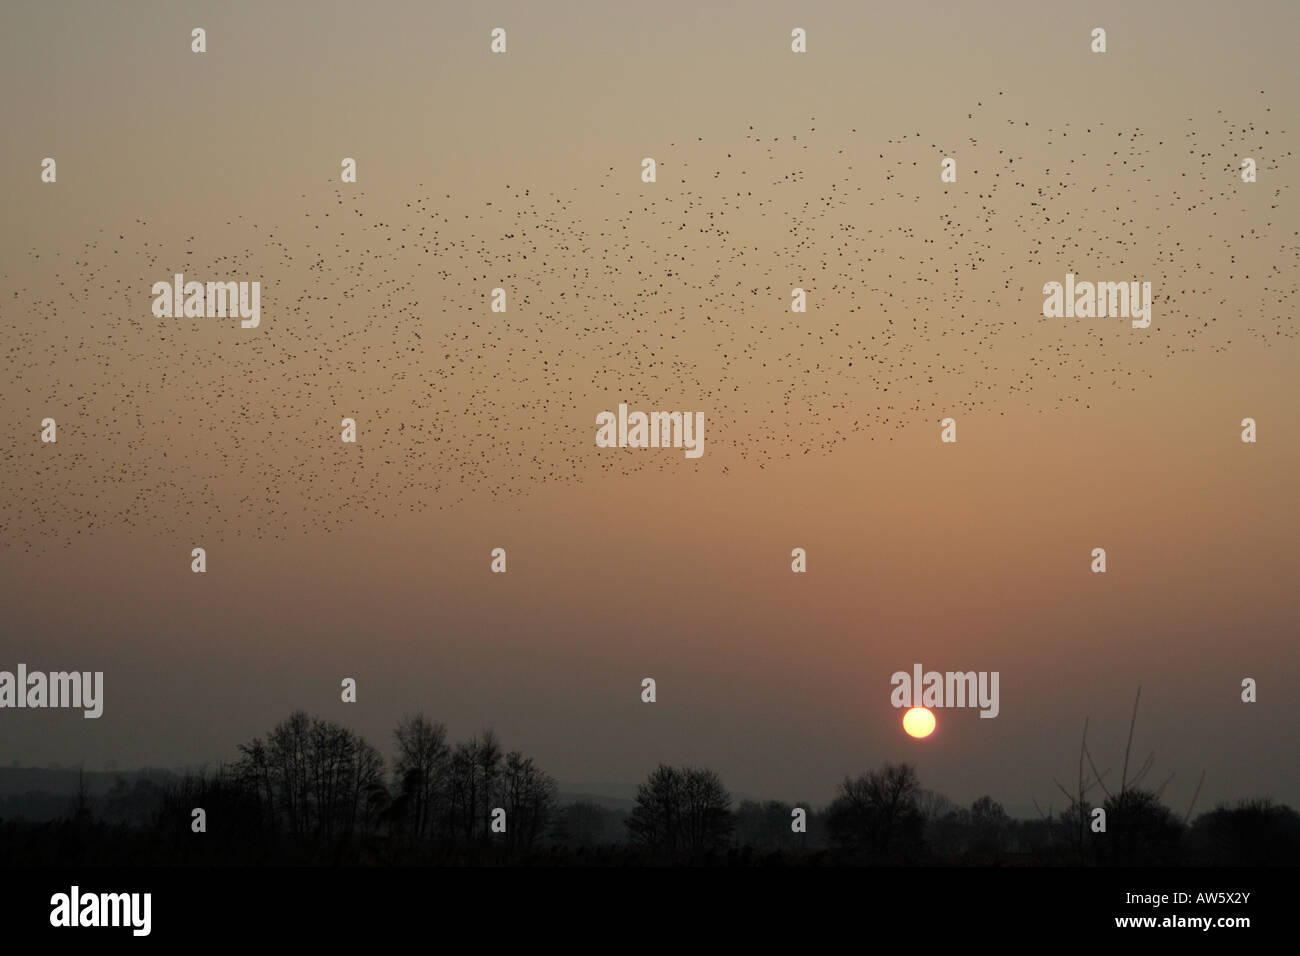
[1153,771,1176,800]
[1083,741,1113,800]
[1184,770,1206,825]
[1078,717,1089,805]
[1120,686,1141,795]
[1130,752,1157,789]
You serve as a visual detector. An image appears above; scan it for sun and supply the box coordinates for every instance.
[902,707,936,739]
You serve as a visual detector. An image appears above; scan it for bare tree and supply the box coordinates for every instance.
[392,714,450,843]
[476,730,503,845]
[969,795,1011,860]
[449,739,477,844]
[679,767,733,858]
[627,764,732,861]
[497,750,558,855]
[827,762,924,862]
[627,764,682,858]
[1050,689,1200,866]
[234,711,386,848]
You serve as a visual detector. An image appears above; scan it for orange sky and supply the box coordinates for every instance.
[1,0,1296,811]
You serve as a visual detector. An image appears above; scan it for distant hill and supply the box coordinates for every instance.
[0,766,174,797]
[0,766,176,822]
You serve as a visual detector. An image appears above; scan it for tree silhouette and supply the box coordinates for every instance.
[234,710,385,853]
[1101,789,1184,865]
[826,762,924,863]
[446,731,505,846]
[497,751,558,856]
[969,795,1011,861]
[475,730,503,846]
[1045,688,1202,866]
[627,764,732,862]
[392,713,450,845]
[4,706,1293,867]
[1189,798,1300,865]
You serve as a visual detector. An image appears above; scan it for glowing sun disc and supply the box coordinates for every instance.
[903,707,936,738]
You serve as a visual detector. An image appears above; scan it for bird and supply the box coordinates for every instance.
[1,91,1292,552]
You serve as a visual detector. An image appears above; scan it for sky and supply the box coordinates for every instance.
[1,0,1297,813]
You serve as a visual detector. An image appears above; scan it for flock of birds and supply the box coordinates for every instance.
[2,93,1294,550]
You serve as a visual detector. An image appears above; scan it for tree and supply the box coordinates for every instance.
[927,806,972,861]
[968,795,1011,861]
[679,767,733,858]
[627,765,732,862]
[497,751,558,856]
[627,764,682,858]
[1101,789,1184,865]
[349,736,387,840]
[392,714,450,844]
[233,711,386,851]
[826,762,924,862]
[449,740,477,844]
[475,730,503,845]
[1189,799,1300,865]
[446,731,504,846]
[915,788,955,823]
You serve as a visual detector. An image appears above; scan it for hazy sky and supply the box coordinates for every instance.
[1,0,1297,813]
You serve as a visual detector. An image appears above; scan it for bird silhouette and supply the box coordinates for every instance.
[2,92,1292,551]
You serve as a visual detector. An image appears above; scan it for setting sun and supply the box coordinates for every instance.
[903,707,936,738]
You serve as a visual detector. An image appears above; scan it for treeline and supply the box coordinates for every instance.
[0,711,560,865]
[1,713,1297,866]
[817,763,1299,867]
[608,761,1300,866]
[168,711,561,863]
